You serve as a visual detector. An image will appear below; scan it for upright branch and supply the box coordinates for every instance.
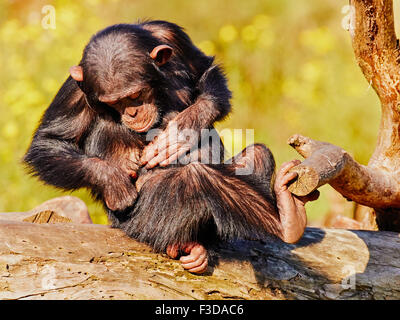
[350,0,400,169]
[288,0,400,231]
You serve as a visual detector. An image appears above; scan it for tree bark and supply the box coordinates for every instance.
[287,0,400,231]
[1,196,93,224]
[0,219,399,300]
[288,134,400,209]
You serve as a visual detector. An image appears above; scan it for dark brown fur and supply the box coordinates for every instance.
[24,20,283,253]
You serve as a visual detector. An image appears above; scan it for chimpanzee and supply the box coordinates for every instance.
[24,20,317,274]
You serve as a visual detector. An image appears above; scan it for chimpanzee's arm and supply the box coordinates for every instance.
[24,77,137,211]
[177,63,232,129]
[141,64,231,168]
[141,20,232,124]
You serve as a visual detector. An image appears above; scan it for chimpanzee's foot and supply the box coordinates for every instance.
[166,242,208,274]
[274,160,320,243]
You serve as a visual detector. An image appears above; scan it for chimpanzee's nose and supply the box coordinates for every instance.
[125,106,138,118]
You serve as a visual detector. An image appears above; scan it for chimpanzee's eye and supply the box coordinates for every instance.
[107,100,118,105]
[129,91,141,101]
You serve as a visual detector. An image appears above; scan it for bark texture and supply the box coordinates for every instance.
[0,220,400,300]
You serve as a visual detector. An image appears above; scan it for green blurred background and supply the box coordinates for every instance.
[0,0,387,225]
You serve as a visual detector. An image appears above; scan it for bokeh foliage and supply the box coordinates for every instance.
[0,0,382,224]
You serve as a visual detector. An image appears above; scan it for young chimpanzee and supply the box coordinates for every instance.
[24,21,318,274]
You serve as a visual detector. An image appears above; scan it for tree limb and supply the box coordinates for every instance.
[286,0,400,231]
[287,134,400,209]
[350,0,400,169]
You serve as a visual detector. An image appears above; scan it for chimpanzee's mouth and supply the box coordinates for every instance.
[134,118,154,132]
[121,113,156,133]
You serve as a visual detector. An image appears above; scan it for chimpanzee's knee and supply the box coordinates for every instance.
[229,143,276,200]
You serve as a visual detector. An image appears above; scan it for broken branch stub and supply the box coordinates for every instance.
[287,134,400,212]
[287,135,347,196]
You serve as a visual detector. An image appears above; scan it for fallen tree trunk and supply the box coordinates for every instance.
[0,219,400,300]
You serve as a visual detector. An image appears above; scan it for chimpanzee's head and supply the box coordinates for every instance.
[69,24,175,133]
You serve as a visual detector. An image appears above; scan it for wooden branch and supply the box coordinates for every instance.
[350,0,400,169]
[1,196,93,224]
[287,135,346,197]
[285,0,400,231]
[350,0,399,99]
[287,134,400,209]
[0,219,399,300]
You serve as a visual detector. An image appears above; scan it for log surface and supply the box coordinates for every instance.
[0,220,399,300]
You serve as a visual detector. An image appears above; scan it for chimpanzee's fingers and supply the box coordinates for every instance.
[155,128,178,147]
[278,171,298,188]
[141,131,170,163]
[181,242,196,254]
[274,160,302,193]
[141,130,180,166]
[140,142,158,165]
[180,250,207,264]
[278,160,301,176]
[141,140,169,166]
[145,141,181,169]
[148,123,178,153]
[275,160,301,185]
[159,144,191,167]
[184,257,208,274]
[180,247,208,273]
[296,190,320,204]
[166,244,179,259]
[180,243,205,263]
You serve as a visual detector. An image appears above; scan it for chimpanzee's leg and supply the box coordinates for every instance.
[165,143,279,273]
[121,144,284,273]
[223,143,276,202]
[163,143,279,273]
[227,144,320,243]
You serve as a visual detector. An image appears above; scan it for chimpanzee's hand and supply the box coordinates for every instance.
[119,151,140,180]
[167,242,208,274]
[274,160,319,244]
[141,118,200,169]
[102,166,138,212]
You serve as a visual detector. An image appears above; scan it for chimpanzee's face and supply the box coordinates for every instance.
[69,33,173,133]
[98,87,160,133]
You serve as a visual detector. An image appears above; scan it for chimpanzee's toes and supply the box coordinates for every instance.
[166,244,179,259]
[179,243,208,274]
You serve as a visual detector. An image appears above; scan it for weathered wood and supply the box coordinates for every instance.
[284,0,400,231]
[0,219,399,300]
[287,134,400,209]
[287,135,346,197]
[0,196,92,224]
[349,0,400,230]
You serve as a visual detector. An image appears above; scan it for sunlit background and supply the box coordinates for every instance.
[0,0,388,225]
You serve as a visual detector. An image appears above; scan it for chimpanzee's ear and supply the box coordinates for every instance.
[69,66,84,81]
[149,45,173,66]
